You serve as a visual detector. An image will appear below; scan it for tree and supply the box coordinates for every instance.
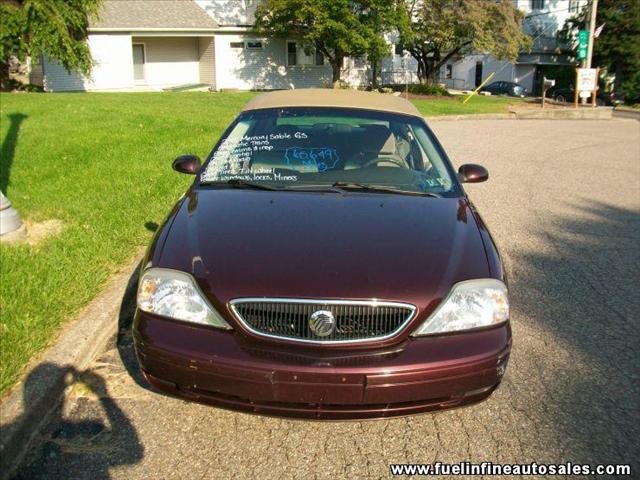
[255,0,405,88]
[0,0,102,90]
[360,1,408,88]
[399,0,531,85]
[560,0,640,103]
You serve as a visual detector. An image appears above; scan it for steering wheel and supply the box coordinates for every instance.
[361,157,406,169]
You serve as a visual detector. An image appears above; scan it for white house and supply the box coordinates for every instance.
[40,0,586,93]
[430,0,588,93]
[40,0,370,92]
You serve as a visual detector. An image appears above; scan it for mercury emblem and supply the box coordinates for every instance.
[309,310,336,337]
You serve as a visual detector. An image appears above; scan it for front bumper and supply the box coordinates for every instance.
[134,311,511,420]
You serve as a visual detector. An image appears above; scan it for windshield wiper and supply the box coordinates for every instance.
[284,184,347,193]
[331,182,441,197]
[205,180,345,194]
[208,179,285,191]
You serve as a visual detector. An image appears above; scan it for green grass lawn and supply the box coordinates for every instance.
[411,94,522,116]
[0,92,255,394]
[0,89,516,395]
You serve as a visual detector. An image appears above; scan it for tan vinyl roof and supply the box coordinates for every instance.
[90,0,218,30]
[241,89,422,118]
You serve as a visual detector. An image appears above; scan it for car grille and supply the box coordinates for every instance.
[229,299,416,344]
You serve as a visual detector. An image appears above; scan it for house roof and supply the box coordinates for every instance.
[90,0,218,30]
[242,89,423,118]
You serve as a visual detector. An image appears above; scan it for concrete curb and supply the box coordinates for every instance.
[0,254,143,480]
[426,112,516,121]
[426,107,614,121]
[511,106,613,120]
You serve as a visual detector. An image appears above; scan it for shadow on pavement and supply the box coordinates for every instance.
[509,200,640,468]
[10,364,144,480]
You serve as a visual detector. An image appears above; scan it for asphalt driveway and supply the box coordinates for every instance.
[15,118,640,479]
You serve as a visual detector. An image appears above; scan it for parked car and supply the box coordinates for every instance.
[549,86,622,106]
[480,81,528,97]
[134,89,511,420]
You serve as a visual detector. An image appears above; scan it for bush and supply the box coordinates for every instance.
[23,83,44,92]
[407,84,451,96]
[6,78,44,92]
[618,69,640,104]
[379,84,452,96]
[320,79,352,89]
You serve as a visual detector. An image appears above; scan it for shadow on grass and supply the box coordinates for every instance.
[1,113,27,194]
[144,222,158,233]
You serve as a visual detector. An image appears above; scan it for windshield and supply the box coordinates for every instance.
[200,107,458,196]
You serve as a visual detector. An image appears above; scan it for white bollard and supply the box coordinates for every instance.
[0,191,26,240]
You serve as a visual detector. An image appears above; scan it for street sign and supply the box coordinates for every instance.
[577,68,597,92]
[577,30,589,60]
[574,67,600,108]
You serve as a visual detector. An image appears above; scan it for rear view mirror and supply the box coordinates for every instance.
[172,154,201,175]
[458,164,489,183]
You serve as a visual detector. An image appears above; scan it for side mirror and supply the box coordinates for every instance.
[458,164,489,183]
[172,154,201,175]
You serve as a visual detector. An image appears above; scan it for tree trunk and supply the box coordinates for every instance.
[0,60,11,91]
[428,51,441,85]
[371,58,379,89]
[430,66,439,85]
[330,58,342,88]
[418,60,436,85]
[416,60,427,84]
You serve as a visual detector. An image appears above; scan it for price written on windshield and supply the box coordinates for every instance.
[285,147,340,172]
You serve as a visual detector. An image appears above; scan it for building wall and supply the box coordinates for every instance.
[214,34,372,90]
[132,37,200,87]
[198,37,216,86]
[43,34,134,91]
[515,0,588,37]
[214,34,333,90]
[515,65,536,91]
[28,59,44,87]
[195,0,260,26]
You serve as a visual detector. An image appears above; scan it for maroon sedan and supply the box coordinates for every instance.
[134,89,511,420]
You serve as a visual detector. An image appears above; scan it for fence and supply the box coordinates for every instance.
[437,77,467,90]
[380,70,419,86]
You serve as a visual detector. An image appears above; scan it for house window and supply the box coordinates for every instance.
[230,41,244,49]
[287,41,325,67]
[569,0,580,13]
[445,64,452,80]
[287,42,297,66]
[245,40,263,50]
[394,43,404,55]
[530,0,544,9]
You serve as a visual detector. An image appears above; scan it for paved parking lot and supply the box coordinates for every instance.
[15,118,640,479]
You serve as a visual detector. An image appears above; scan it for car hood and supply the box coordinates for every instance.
[156,188,491,319]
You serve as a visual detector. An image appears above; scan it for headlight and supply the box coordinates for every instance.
[137,268,232,329]
[412,279,508,336]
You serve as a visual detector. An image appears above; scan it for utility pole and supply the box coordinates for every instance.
[586,0,598,69]
[581,0,598,104]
